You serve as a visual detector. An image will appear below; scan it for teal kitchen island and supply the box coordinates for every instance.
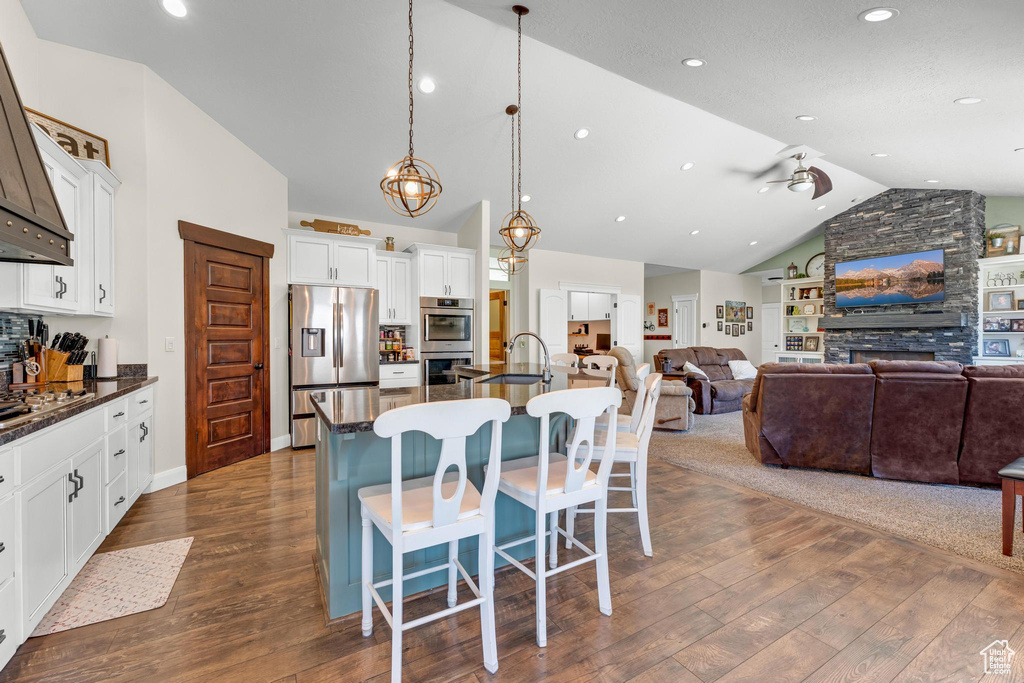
[310,363,612,621]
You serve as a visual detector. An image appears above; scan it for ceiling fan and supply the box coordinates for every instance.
[758,152,833,199]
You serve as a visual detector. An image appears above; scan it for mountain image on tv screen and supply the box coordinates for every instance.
[835,249,945,308]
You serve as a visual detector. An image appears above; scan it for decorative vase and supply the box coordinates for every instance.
[385,236,395,252]
[991,237,1005,249]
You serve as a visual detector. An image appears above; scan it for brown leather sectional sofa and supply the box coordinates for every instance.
[743,360,1024,486]
[654,346,752,414]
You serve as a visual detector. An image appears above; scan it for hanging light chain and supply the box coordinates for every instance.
[510,108,516,213]
[516,9,523,212]
[403,0,411,156]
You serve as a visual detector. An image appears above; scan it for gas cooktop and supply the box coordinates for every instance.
[0,388,95,429]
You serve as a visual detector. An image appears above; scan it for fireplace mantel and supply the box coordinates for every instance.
[819,312,968,330]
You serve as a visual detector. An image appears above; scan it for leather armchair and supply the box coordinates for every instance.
[868,360,967,485]
[613,346,694,430]
[959,365,1024,485]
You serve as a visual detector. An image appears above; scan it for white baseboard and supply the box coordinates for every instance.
[271,434,291,452]
[148,466,187,492]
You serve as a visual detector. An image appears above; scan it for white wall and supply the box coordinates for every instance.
[287,211,457,252]
[699,270,764,364]
[642,270,701,365]
[457,201,490,363]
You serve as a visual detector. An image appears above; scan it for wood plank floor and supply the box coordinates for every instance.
[4,448,1024,682]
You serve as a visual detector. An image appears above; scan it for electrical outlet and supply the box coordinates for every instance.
[274,337,281,349]
[164,336,175,352]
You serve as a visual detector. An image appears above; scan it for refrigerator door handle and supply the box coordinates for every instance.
[337,302,344,368]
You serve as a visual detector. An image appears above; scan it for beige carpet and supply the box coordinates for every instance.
[651,413,1024,574]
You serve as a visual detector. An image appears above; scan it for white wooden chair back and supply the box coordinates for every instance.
[583,354,618,373]
[634,373,662,465]
[526,387,621,496]
[373,398,511,532]
[551,353,579,367]
[629,363,651,433]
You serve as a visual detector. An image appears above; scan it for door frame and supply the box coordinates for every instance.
[761,302,782,363]
[179,220,274,479]
[671,293,698,348]
[489,289,508,362]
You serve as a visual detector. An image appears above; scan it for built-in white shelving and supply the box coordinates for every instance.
[976,254,1024,365]
[777,276,825,362]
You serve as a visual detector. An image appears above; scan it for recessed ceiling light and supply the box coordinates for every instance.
[816,205,827,211]
[925,179,940,183]
[160,0,187,18]
[689,230,700,235]
[681,58,706,67]
[680,162,695,171]
[417,78,436,94]
[871,152,889,157]
[858,7,899,22]
[749,241,758,246]
[520,194,531,202]
[795,115,817,121]
[757,187,770,194]
[954,96,983,105]
[615,215,626,222]
[574,128,590,140]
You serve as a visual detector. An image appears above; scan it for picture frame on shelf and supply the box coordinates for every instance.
[985,316,1012,332]
[803,303,817,315]
[785,335,804,351]
[1018,301,1024,311]
[987,291,1015,312]
[804,336,820,352]
[788,317,808,332]
[1017,350,1024,359]
[1012,319,1024,332]
[716,305,724,319]
[983,339,1011,357]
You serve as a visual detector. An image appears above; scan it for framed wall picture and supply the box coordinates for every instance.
[647,302,655,316]
[725,325,732,336]
[747,321,753,331]
[717,321,723,331]
[716,305,724,319]
[1012,319,1024,332]
[725,300,746,323]
[732,324,740,336]
[1019,301,1024,311]
[657,308,669,327]
[984,316,1011,332]
[804,336,820,352]
[983,339,1011,357]
[987,291,1015,312]
[739,325,745,335]
[746,306,754,319]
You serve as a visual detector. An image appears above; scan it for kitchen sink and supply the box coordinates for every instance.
[477,373,544,385]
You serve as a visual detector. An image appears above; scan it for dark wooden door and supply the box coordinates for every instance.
[185,240,268,477]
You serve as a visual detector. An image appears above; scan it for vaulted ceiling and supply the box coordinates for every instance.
[19,1,1015,273]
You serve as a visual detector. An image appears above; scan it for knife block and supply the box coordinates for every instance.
[45,349,83,382]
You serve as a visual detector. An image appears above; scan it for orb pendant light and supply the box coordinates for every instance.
[380,0,441,217]
[497,247,528,276]
[499,5,540,254]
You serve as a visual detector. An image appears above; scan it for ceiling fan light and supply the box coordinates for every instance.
[788,179,814,192]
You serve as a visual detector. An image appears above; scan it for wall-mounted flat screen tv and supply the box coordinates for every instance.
[835,248,945,308]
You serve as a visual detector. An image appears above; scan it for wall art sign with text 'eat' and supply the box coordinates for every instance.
[26,108,110,166]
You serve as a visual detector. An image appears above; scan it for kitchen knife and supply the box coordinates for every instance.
[51,332,61,349]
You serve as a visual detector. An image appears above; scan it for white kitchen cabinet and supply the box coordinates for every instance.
[0,577,19,670]
[69,440,105,571]
[408,244,476,299]
[19,463,70,633]
[379,363,420,388]
[285,229,381,288]
[0,125,119,317]
[588,293,613,320]
[568,291,589,321]
[376,253,413,324]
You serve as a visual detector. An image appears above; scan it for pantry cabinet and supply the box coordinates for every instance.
[568,292,613,321]
[0,125,119,317]
[285,229,381,288]
[376,253,413,324]
[408,244,475,299]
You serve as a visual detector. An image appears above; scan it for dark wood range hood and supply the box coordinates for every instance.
[0,39,73,266]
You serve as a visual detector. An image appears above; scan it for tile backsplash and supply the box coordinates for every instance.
[0,313,42,370]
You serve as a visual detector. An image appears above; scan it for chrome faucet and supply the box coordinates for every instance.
[507,331,552,383]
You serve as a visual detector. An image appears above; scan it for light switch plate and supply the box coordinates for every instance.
[164,336,175,352]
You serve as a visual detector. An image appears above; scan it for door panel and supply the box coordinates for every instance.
[188,242,267,476]
[289,235,333,285]
[289,284,336,387]
[762,303,781,362]
[539,289,569,357]
[92,176,115,314]
[419,251,447,297]
[391,258,411,323]
[447,252,474,298]
[376,257,391,322]
[616,294,643,364]
[19,465,69,629]
[70,441,104,570]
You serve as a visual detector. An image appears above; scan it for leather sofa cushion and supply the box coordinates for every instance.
[960,371,1024,484]
[999,457,1024,479]
[711,378,753,401]
[964,365,1024,379]
[868,360,963,375]
[749,362,871,408]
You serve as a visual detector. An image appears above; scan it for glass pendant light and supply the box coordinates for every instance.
[499,5,540,253]
[380,0,442,217]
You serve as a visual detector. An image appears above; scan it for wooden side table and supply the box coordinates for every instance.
[1000,458,1024,556]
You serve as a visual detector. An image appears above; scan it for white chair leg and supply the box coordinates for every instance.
[565,505,575,549]
[549,510,558,569]
[447,540,459,607]
[391,553,404,683]
[637,463,652,557]
[595,498,612,616]
[629,462,638,509]
[535,511,548,647]
[361,510,373,637]
[479,530,498,673]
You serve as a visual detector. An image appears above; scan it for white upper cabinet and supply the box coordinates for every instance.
[588,293,613,320]
[0,127,118,317]
[408,244,476,299]
[285,229,380,288]
[568,291,589,321]
[376,253,413,325]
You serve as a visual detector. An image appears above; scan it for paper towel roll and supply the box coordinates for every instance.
[97,337,118,379]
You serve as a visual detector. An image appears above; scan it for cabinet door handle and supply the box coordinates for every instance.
[114,496,126,506]
[68,472,78,502]
[0,629,5,645]
[99,283,107,303]
[139,399,149,404]
[0,542,5,553]
[393,371,405,375]
[114,411,125,418]
[114,449,125,457]
[0,474,4,483]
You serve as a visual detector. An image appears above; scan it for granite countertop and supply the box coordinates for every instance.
[311,363,612,433]
[0,376,158,446]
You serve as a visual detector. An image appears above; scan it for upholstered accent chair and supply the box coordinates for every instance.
[609,347,694,431]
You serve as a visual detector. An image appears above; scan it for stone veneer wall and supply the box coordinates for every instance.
[824,189,986,364]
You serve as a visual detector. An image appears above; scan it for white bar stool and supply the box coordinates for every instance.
[491,386,621,647]
[362,398,511,682]
[567,373,662,557]
[582,354,618,384]
[551,352,580,367]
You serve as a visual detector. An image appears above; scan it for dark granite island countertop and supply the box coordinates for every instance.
[309,363,612,433]
[0,376,159,446]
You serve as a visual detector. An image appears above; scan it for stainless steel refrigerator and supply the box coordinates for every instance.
[289,285,379,447]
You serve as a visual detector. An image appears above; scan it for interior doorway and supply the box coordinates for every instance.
[672,293,698,348]
[180,221,274,478]
[761,303,781,362]
[489,289,508,362]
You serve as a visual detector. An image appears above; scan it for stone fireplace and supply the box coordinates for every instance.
[823,188,985,365]
[849,349,935,364]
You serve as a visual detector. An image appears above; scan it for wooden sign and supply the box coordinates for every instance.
[657,308,669,327]
[25,108,109,166]
[644,334,671,341]
[300,219,371,237]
